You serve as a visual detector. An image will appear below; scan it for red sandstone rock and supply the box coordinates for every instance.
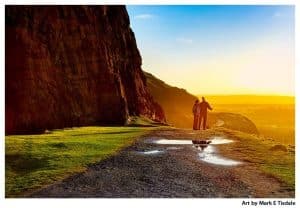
[5,5,165,134]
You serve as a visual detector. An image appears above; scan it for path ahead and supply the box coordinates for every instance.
[30,128,293,198]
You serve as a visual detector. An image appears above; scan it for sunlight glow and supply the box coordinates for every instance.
[127,5,294,96]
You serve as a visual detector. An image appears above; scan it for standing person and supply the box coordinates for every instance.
[192,100,201,130]
[199,97,213,130]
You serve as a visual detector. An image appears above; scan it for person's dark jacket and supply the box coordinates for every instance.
[200,101,212,115]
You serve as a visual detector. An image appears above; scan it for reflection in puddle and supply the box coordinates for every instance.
[198,146,242,166]
[209,137,234,145]
[146,136,241,166]
[152,136,233,145]
[138,150,164,155]
[153,139,192,145]
[200,154,242,166]
[144,137,165,143]
[194,145,209,151]
[198,145,215,153]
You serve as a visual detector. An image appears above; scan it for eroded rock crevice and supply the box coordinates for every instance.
[6,6,165,134]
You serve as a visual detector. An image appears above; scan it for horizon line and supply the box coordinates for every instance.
[195,94,295,97]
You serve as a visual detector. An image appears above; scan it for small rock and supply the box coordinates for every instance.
[44,129,51,134]
[269,145,288,152]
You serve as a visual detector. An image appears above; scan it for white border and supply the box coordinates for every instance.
[2,0,299,5]
[1,1,298,208]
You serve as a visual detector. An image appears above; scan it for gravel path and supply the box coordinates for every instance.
[29,128,293,198]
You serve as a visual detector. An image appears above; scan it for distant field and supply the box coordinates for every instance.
[202,95,295,145]
[203,95,294,105]
[5,126,154,197]
[212,104,294,145]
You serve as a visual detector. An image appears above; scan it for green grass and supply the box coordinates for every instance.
[218,127,295,189]
[5,126,154,197]
[126,116,166,127]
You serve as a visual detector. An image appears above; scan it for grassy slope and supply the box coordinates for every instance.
[5,126,155,197]
[145,71,197,128]
[126,116,168,127]
[217,127,295,189]
[144,71,258,134]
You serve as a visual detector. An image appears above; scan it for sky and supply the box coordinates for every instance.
[126,5,295,96]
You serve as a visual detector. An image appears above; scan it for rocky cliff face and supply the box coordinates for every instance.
[5,5,165,134]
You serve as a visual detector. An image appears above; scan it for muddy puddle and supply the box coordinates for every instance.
[146,136,242,166]
[136,150,164,155]
[209,136,234,145]
[153,139,192,145]
[198,145,242,166]
[151,136,233,145]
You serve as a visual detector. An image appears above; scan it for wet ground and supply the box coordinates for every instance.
[29,128,294,198]
[147,136,241,166]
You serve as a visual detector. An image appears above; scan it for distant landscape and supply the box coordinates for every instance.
[203,95,295,145]
[146,72,295,146]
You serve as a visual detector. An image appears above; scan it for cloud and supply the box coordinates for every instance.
[273,12,284,18]
[134,14,155,19]
[176,37,193,44]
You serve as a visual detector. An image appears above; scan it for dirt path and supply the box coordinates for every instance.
[29,128,293,198]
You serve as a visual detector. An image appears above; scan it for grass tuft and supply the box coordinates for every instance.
[217,127,295,189]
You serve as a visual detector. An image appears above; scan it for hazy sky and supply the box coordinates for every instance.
[127,5,295,96]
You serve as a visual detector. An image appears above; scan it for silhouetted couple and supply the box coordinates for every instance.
[192,97,212,130]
